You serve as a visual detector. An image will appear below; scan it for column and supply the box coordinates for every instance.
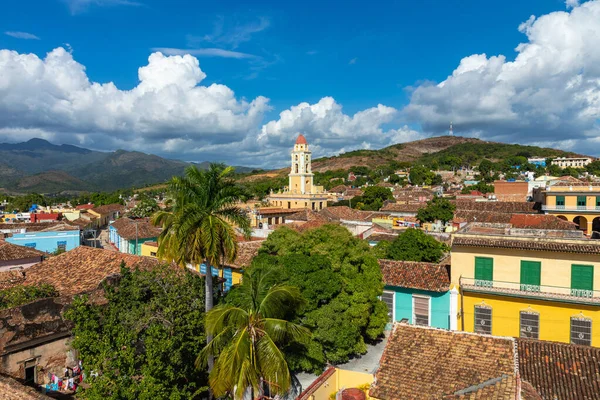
[449,287,459,331]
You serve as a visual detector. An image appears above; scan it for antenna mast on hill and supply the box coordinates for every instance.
[449,121,454,136]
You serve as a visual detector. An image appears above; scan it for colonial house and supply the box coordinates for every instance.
[109,217,161,255]
[452,222,600,346]
[379,259,454,330]
[5,225,81,254]
[88,203,125,227]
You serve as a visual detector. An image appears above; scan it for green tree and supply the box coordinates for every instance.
[64,265,208,399]
[128,195,159,218]
[151,164,251,369]
[199,267,309,400]
[0,284,57,310]
[478,159,494,182]
[386,228,446,262]
[257,225,387,373]
[416,196,456,224]
[355,186,393,210]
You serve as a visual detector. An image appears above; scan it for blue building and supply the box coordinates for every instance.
[379,259,454,330]
[6,230,80,253]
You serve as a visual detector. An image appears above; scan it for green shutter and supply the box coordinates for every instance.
[556,196,565,206]
[475,257,493,286]
[571,264,594,297]
[596,196,600,207]
[577,196,587,207]
[520,261,541,291]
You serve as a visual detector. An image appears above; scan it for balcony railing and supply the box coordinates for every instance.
[542,205,600,211]
[460,277,600,305]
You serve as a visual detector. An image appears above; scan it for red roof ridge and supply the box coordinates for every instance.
[295,134,307,145]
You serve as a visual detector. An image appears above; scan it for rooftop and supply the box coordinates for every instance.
[296,133,307,145]
[370,324,516,399]
[90,203,125,215]
[0,373,53,400]
[111,217,162,240]
[0,241,45,261]
[4,246,161,296]
[223,240,264,269]
[320,206,386,222]
[379,259,450,292]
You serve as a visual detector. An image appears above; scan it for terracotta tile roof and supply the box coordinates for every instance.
[291,219,334,232]
[286,209,328,222]
[75,203,95,210]
[379,259,450,291]
[0,373,53,400]
[0,222,77,233]
[111,217,161,240]
[8,246,161,296]
[0,241,45,261]
[297,366,337,400]
[455,201,537,213]
[509,214,577,230]
[370,324,516,400]
[454,210,512,224]
[257,207,294,216]
[380,203,422,213]
[365,232,398,242]
[0,270,26,290]
[443,375,517,399]
[144,241,158,247]
[452,236,600,254]
[344,188,364,197]
[319,206,386,222]
[90,203,125,215]
[517,339,600,400]
[329,185,348,194]
[224,240,264,269]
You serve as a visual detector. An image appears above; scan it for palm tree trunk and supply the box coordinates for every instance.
[205,262,214,373]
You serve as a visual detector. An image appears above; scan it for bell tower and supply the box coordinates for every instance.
[289,134,314,194]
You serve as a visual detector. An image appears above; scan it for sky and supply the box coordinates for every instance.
[1,0,600,168]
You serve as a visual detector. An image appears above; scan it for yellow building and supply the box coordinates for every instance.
[140,241,158,257]
[540,181,600,235]
[451,223,600,347]
[267,134,334,211]
[298,367,374,400]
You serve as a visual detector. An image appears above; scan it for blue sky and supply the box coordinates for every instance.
[1,0,599,166]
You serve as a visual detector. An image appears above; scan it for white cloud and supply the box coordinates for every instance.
[4,31,40,40]
[404,0,600,155]
[566,0,581,9]
[0,47,269,151]
[349,58,358,65]
[63,0,141,15]
[151,47,258,59]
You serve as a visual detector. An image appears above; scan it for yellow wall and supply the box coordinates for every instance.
[141,243,158,258]
[303,369,374,400]
[459,291,600,346]
[231,270,243,285]
[451,246,600,294]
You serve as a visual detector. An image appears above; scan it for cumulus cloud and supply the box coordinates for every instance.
[4,31,40,40]
[0,47,269,150]
[404,0,600,155]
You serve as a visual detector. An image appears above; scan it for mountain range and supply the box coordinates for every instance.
[0,139,253,194]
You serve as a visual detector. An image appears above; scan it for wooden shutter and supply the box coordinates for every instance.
[413,295,429,326]
[520,261,541,291]
[571,265,594,297]
[475,257,493,286]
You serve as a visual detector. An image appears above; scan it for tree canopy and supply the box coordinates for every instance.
[353,186,393,210]
[416,196,456,224]
[385,228,447,263]
[64,265,208,399]
[253,224,388,373]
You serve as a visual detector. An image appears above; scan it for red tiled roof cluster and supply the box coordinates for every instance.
[75,203,95,210]
[224,240,264,269]
[517,339,600,400]
[328,184,348,194]
[455,200,537,213]
[380,203,422,213]
[320,206,386,222]
[0,241,45,261]
[286,209,328,222]
[509,214,577,230]
[90,203,125,215]
[370,324,516,399]
[378,259,450,292]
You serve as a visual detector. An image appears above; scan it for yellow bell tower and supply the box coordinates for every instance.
[289,134,314,194]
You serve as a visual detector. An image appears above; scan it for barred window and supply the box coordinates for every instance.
[413,295,430,326]
[571,318,592,346]
[474,306,492,335]
[520,312,539,339]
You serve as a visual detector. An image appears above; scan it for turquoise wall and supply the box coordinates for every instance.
[385,285,450,329]
[128,237,158,255]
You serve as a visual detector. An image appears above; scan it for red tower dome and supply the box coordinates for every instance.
[295,134,307,145]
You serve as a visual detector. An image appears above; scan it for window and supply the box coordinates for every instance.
[24,360,36,385]
[287,202,291,209]
[570,317,592,346]
[596,196,600,207]
[555,196,565,207]
[295,164,298,173]
[381,291,394,321]
[474,306,492,334]
[412,295,430,326]
[474,257,493,287]
[150,251,157,257]
[520,312,539,339]
[24,243,36,248]
[571,264,594,297]
[577,196,587,207]
[520,261,541,292]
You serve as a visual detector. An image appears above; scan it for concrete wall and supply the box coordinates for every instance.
[6,230,80,253]
[0,257,44,272]
[141,243,158,258]
[303,369,374,400]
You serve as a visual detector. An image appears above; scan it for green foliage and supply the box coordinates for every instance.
[0,284,58,310]
[478,159,494,182]
[255,224,387,373]
[7,193,47,212]
[352,186,393,210]
[386,228,446,263]
[416,197,456,224]
[64,265,208,399]
[128,195,159,218]
[201,268,309,399]
[239,176,288,199]
[409,165,441,186]
[586,161,600,176]
[461,181,495,194]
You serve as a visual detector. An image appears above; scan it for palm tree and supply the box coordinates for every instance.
[198,268,310,400]
[152,163,251,366]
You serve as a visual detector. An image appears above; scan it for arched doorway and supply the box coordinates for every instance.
[592,217,600,237]
[574,216,589,233]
